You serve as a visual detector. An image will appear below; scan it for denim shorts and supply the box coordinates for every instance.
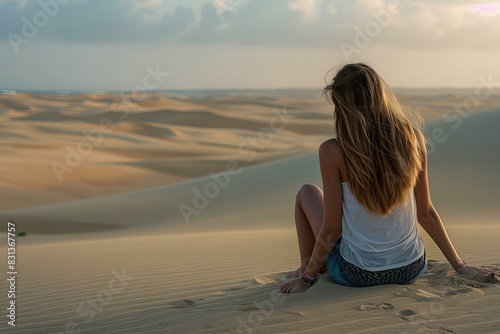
[326,238,427,287]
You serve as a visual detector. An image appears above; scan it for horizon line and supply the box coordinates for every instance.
[2,86,499,94]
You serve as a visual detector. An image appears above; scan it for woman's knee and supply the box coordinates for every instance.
[296,183,322,206]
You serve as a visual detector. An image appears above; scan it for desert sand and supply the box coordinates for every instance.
[0,89,499,333]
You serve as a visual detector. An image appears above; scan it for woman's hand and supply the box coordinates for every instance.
[458,264,498,278]
[280,278,311,294]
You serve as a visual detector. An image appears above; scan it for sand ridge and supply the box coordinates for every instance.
[0,90,499,333]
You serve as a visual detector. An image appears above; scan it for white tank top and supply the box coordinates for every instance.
[339,182,425,271]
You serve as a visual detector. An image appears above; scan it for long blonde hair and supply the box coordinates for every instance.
[323,63,423,215]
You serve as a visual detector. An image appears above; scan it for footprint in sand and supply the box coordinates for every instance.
[395,309,423,324]
[169,299,196,309]
[443,287,484,301]
[396,287,441,301]
[397,285,486,303]
[358,303,394,311]
[396,309,457,333]
[396,309,417,317]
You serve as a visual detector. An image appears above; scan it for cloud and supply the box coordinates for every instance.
[0,0,498,51]
[178,0,500,51]
[288,0,324,22]
[0,0,196,44]
[180,0,343,48]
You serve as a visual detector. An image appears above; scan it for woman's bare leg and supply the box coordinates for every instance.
[293,184,326,276]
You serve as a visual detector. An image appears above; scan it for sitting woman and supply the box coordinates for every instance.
[281,63,495,293]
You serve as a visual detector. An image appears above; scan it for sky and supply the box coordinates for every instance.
[0,0,499,90]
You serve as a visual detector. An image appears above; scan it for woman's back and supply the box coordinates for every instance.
[340,181,424,270]
[331,136,425,271]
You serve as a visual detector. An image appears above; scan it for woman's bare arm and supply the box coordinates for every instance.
[303,139,343,278]
[280,139,343,293]
[414,132,495,276]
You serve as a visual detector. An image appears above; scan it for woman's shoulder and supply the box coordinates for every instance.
[319,138,347,182]
[320,137,341,152]
[319,138,344,164]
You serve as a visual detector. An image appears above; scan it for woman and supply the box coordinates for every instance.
[281,63,496,294]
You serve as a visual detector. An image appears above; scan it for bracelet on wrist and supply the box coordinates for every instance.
[454,261,467,273]
[300,273,317,287]
[299,276,314,287]
[303,271,316,281]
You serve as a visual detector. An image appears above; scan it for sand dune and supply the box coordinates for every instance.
[0,92,324,210]
[3,107,498,238]
[0,90,499,333]
[424,108,500,220]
